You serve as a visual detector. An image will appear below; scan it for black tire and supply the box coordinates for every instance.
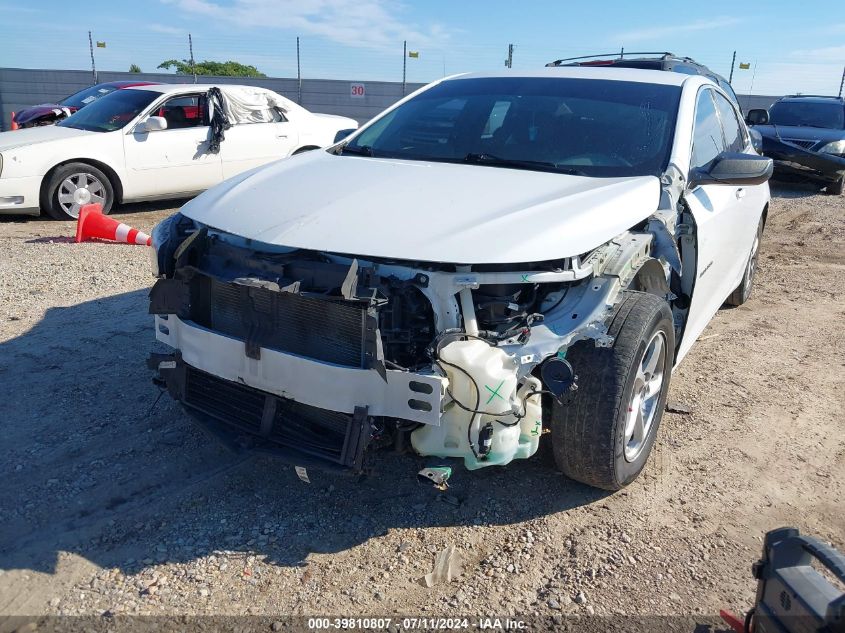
[826,175,844,196]
[42,162,114,220]
[725,215,764,307]
[551,291,674,490]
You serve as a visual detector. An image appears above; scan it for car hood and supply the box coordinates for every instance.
[313,112,358,126]
[753,124,845,145]
[0,124,94,151]
[180,152,662,264]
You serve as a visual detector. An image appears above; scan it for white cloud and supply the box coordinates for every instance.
[160,0,449,49]
[612,17,743,43]
[148,23,187,36]
[790,45,845,61]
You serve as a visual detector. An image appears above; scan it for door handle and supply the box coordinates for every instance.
[735,188,746,199]
[276,134,288,139]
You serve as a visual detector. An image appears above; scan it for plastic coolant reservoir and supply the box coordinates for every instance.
[411,340,544,470]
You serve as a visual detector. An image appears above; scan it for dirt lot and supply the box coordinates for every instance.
[0,185,843,626]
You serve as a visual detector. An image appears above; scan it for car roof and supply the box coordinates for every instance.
[777,95,845,104]
[124,83,268,95]
[450,66,694,87]
[105,80,158,88]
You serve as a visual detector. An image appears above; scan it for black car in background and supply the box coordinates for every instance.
[746,95,845,195]
[545,52,740,105]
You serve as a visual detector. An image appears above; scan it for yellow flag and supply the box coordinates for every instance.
[739,62,750,70]
[408,51,419,58]
[96,41,106,48]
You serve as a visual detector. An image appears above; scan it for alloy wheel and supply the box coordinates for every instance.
[57,172,107,219]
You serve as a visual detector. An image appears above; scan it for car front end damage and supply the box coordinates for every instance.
[760,134,845,185]
[148,202,680,475]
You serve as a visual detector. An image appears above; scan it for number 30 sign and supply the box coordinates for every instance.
[350,83,366,98]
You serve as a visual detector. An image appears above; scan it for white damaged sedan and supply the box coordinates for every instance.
[148,68,771,490]
[0,84,357,219]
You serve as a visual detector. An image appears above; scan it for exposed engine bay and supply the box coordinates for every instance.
[148,177,688,474]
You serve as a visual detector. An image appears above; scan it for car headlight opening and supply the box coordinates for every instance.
[818,140,845,156]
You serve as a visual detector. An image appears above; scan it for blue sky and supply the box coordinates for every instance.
[1,0,843,95]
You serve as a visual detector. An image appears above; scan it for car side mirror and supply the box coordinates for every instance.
[745,109,769,126]
[689,152,773,188]
[333,128,356,143]
[139,116,168,133]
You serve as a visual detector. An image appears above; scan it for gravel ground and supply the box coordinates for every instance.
[0,185,843,626]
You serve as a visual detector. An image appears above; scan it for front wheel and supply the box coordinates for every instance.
[42,162,114,220]
[551,291,675,490]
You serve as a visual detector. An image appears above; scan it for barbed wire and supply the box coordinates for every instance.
[1,25,842,95]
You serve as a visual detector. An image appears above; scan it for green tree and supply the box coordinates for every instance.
[129,63,142,73]
[157,59,266,78]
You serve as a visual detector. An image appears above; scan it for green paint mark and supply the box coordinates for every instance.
[557,349,567,359]
[521,274,531,283]
[484,380,506,405]
[530,420,541,436]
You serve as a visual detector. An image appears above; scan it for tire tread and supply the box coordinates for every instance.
[551,291,673,490]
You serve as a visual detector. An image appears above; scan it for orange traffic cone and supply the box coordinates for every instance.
[10,112,19,131]
[75,204,151,246]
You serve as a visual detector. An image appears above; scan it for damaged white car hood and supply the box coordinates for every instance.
[180,151,661,264]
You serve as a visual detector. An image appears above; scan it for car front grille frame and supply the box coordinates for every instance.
[151,355,371,470]
[782,138,819,150]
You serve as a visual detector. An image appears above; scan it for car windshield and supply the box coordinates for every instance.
[58,89,160,132]
[769,101,845,129]
[60,84,119,109]
[342,77,681,177]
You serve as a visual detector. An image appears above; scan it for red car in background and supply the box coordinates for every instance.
[11,80,157,129]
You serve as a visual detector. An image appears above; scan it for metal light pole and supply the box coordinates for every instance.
[749,60,758,94]
[296,37,302,104]
[188,33,196,83]
[88,31,97,83]
[729,50,736,84]
[839,65,844,98]
[505,44,514,68]
[402,40,407,96]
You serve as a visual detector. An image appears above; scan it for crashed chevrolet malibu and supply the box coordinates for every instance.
[148,68,772,490]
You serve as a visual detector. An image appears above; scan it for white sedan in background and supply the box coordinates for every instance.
[0,84,358,219]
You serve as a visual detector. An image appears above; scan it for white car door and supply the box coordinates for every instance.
[123,93,222,199]
[712,89,769,260]
[679,88,752,356]
[219,109,298,179]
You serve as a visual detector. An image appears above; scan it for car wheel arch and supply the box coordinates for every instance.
[629,258,671,298]
[41,158,124,206]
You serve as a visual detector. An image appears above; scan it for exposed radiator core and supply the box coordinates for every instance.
[191,277,369,367]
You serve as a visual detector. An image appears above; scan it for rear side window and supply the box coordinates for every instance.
[713,92,745,153]
[691,89,725,170]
